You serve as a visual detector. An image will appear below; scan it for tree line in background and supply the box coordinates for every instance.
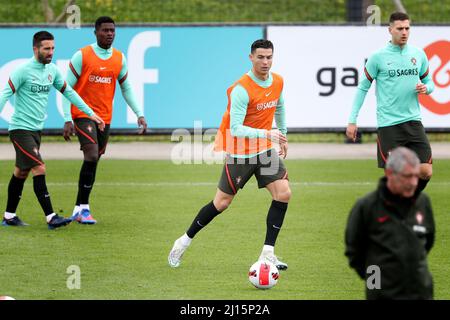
[0,0,448,24]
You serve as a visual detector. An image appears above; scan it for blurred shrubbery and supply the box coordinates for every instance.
[0,0,447,24]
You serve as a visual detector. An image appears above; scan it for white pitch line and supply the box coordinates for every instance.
[1,181,450,187]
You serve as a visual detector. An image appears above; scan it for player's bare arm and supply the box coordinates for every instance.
[137,116,147,134]
[90,114,105,131]
[279,141,288,159]
[416,83,428,94]
[266,129,287,144]
[63,121,74,141]
[346,123,358,142]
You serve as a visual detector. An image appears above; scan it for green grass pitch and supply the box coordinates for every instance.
[1,159,449,299]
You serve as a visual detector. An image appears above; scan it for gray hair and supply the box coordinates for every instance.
[386,147,420,173]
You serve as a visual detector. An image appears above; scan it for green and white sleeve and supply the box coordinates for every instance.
[0,68,22,112]
[62,51,82,122]
[419,50,435,94]
[119,54,144,118]
[230,85,267,138]
[275,91,287,136]
[348,54,378,124]
[54,68,94,117]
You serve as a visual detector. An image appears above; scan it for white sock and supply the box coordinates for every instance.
[4,212,16,220]
[80,204,90,211]
[46,213,56,223]
[262,245,275,255]
[179,233,192,247]
[72,205,81,216]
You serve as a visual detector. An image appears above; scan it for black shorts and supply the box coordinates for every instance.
[218,149,288,195]
[377,120,432,168]
[74,118,111,155]
[9,130,44,170]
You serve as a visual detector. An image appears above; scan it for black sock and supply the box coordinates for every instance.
[76,161,98,205]
[33,175,54,216]
[416,178,430,195]
[92,160,98,184]
[6,174,26,213]
[186,201,222,238]
[264,200,288,246]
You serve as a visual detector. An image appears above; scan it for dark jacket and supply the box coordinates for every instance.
[345,177,435,300]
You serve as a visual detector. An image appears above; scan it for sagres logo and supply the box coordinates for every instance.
[88,74,112,84]
[256,99,278,111]
[419,40,450,115]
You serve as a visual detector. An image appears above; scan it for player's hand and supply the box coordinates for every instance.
[279,141,288,159]
[266,129,287,144]
[137,116,147,134]
[346,123,358,142]
[416,83,427,94]
[63,121,74,141]
[90,114,105,132]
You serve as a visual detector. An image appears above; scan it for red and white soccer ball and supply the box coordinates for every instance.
[248,261,279,289]
[0,296,15,300]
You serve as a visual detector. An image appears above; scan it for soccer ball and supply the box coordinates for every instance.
[248,261,279,289]
[0,296,15,300]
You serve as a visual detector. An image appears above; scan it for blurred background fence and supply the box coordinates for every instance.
[0,1,448,136]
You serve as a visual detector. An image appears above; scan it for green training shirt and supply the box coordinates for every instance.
[0,57,94,131]
[349,42,435,127]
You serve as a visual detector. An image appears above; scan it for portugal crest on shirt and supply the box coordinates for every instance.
[411,57,417,66]
[416,211,424,225]
[48,74,52,82]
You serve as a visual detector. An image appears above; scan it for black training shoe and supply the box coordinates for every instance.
[47,215,72,230]
[2,216,29,227]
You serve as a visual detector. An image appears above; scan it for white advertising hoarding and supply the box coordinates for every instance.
[268,26,450,128]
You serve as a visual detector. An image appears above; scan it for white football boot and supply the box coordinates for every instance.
[168,238,189,268]
[259,250,288,271]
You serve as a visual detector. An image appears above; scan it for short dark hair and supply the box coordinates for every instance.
[95,16,115,30]
[33,31,54,47]
[389,12,410,23]
[251,39,274,53]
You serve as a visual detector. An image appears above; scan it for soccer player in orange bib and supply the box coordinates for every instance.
[63,16,147,224]
[168,39,291,270]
